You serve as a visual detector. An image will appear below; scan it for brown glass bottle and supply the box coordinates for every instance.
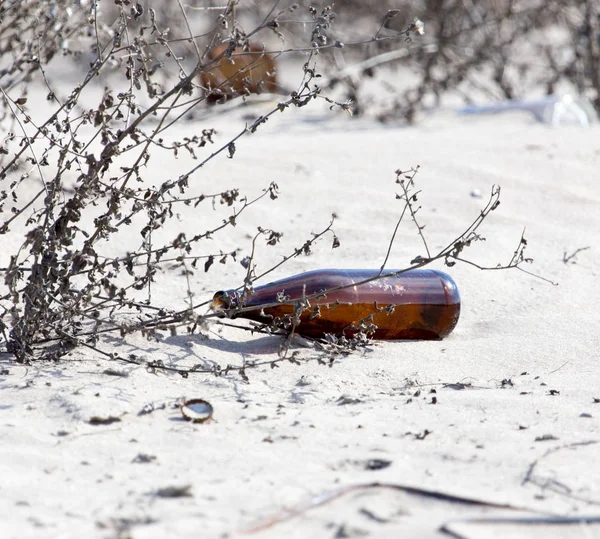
[212,269,460,340]
[200,43,278,104]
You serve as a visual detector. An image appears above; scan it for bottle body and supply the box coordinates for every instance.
[200,44,278,103]
[212,269,460,340]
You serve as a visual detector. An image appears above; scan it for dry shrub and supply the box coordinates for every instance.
[0,1,554,371]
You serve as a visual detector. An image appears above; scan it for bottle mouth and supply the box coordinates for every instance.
[211,290,240,315]
[211,291,227,313]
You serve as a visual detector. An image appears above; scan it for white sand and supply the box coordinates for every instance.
[1,78,599,539]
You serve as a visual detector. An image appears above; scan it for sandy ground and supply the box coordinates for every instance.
[1,67,600,539]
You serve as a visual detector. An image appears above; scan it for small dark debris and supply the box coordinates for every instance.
[138,401,168,416]
[430,396,438,404]
[263,434,298,442]
[154,485,192,498]
[414,429,432,440]
[96,515,156,530]
[0,368,9,375]
[89,415,122,426]
[413,390,421,397]
[334,524,367,538]
[548,389,560,396]
[336,395,362,405]
[580,413,592,418]
[593,398,600,403]
[443,382,471,390]
[334,525,349,538]
[102,368,129,377]
[518,425,529,430]
[252,415,268,421]
[56,430,69,436]
[429,388,437,394]
[501,379,514,388]
[535,434,559,442]
[132,453,157,464]
[19,380,34,390]
[359,507,389,523]
[365,459,392,471]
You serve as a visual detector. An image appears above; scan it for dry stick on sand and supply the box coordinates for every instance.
[239,481,542,534]
[521,440,600,506]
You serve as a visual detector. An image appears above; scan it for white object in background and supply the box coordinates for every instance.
[458,94,598,126]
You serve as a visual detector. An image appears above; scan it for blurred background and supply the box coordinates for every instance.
[1,0,598,122]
